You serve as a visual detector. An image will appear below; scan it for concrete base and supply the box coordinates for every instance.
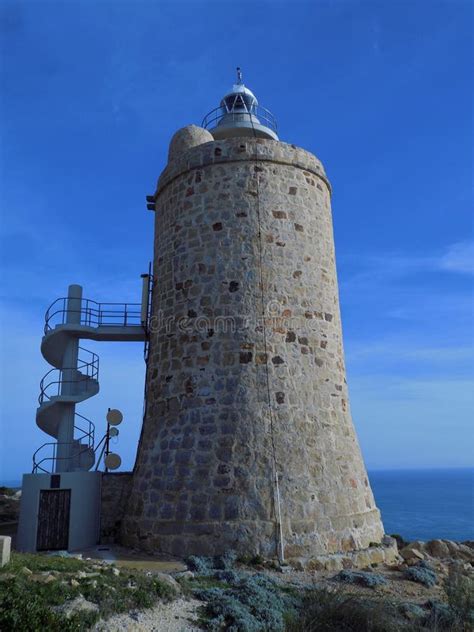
[17,471,101,552]
[0,536,11,567]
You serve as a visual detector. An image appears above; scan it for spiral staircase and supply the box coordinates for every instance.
[32,285,147,474]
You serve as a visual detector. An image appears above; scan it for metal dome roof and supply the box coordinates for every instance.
[202,68,278,141]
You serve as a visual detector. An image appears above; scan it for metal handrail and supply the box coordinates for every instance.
[44,297,142,334]
[32,412,96,473]
[38,347,99,405]
[33,442,91,474]
[201,104,278,133]
[74,411,95,449]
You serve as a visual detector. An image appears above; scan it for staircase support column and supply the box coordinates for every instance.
[55,284,82,473]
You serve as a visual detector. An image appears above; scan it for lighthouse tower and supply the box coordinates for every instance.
[123,71,386,562]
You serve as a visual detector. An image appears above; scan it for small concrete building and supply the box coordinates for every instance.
[17,286,146,552]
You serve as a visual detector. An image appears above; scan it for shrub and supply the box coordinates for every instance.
[404,561,437,588]
[286,588,401,632]
[398,601,426,621]
[187,555,215,575]
[0,486,17,497]
[0,578,81,632]
[197,588,263,632]
[213,569,241,583]
[442,568,474,631]
[215,550,238,570]
[194,572,300,631]
[186,549,238,575]
[334,570,388,588]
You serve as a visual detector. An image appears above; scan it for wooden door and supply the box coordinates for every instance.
[36,489,71,551]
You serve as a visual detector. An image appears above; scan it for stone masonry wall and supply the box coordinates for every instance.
[101,472,133,543]
[121,133,384,558]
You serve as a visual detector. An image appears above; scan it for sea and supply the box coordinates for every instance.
[369,468,474,542]
[3,468,473,542]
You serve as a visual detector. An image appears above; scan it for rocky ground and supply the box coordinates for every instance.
[91,597,202,631]
[0,487,20,524]
[2,538,472,631]
[0,482,472,632]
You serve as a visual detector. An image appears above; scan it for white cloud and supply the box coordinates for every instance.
[439,241,474,275]
[351,375,474,470]
[339,240,474,289]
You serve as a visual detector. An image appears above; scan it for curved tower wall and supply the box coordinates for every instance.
[122,133,384,558]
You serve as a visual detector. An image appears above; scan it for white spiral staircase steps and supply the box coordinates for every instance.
[32,294,146,473]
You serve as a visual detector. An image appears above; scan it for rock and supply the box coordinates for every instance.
[400,546,425,562]
[444,541,460,555]
[287,558,305,571]
[0,573,15,582]
[382,535,397,548]
[57,595,99,619]
[0,536,11,568]
[367,548,385,565]
[436,562,449,576]
[175,570,195,580]
[155,572,181,594]
[29,573,56,583]
[390,534,408,550]
[457,544,474,561]
[111,567,120,576]
[20,566,32,576]
[341,557,354,570]
[352,551,371,568]
[76,571,87,579]
[70,579,80,587]
[425,540,450,558]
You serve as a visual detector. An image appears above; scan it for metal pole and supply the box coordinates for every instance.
[140,274,150,328]
[105,408,111,473]
[274,469,285,563]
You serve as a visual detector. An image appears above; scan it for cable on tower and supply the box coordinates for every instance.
[248,107,285,563]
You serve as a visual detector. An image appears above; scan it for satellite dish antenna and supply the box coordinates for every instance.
[106,409,123,426]
[109,427,119,438]
[104,453,122,470]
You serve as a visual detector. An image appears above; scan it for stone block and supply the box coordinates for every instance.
[0,536,11,567]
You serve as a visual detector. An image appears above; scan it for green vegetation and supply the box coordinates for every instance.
[182,553,303,631]
[286,588,402,632]
[334,570,388,588]
[0,487,17,497]
[443,569,474,631]
[286,569,474,632]
[0,552,177,631]
[404,561,438,588]
[3,551,86,574]
[2,550,472,632]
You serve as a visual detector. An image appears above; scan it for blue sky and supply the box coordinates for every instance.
[0,0,472,481]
